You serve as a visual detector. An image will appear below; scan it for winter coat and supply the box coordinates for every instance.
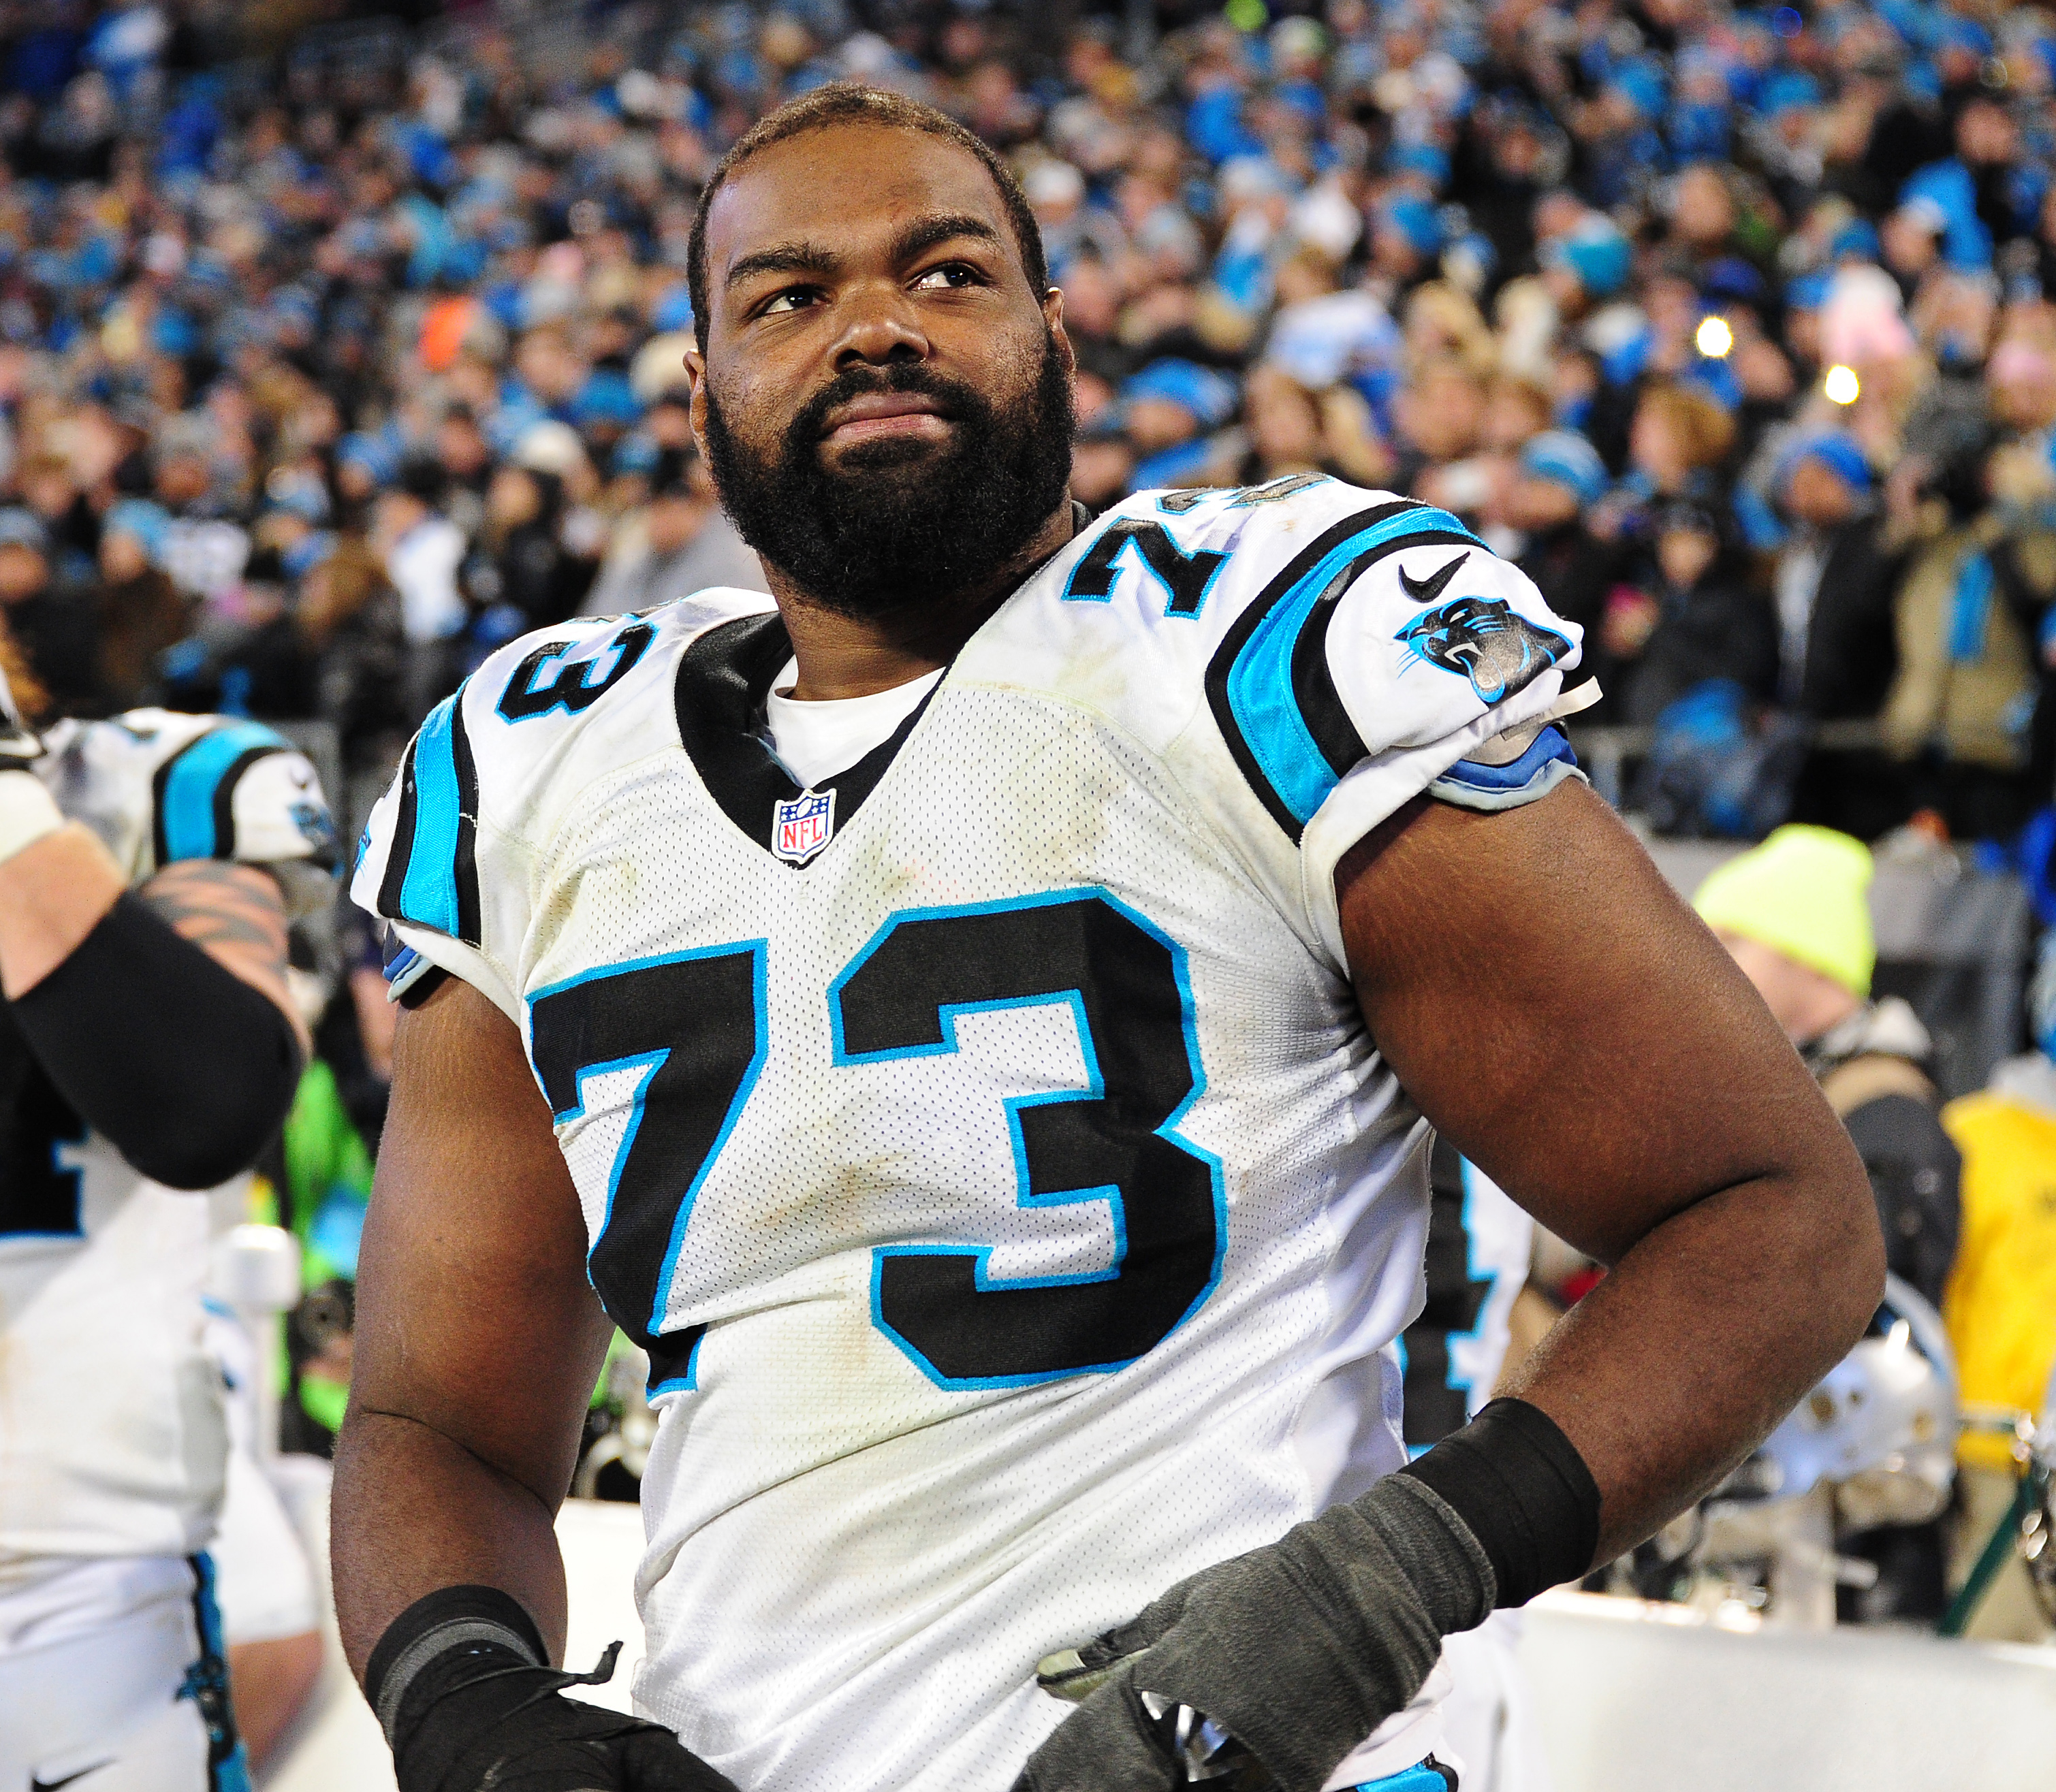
[1882,517,2041,771]
[1799,515,1907,722]
[1942,1053,2056,1472]
[1625,572,1780,725]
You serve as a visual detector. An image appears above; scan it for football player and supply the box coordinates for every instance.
[0,635,334,1790]
[335,86,1883,1792]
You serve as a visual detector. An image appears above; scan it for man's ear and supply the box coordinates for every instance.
[1042,287,1077,379]
[684,347,710,460]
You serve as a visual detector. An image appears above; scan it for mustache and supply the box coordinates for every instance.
[787,363,987,449]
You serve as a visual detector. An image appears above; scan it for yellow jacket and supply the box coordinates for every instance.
[1942,1057,2056,1471]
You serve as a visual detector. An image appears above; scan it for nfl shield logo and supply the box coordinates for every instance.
[772,787,836,864]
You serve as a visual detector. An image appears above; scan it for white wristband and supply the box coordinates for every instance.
[0,769,65,867]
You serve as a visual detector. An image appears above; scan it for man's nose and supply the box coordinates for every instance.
[831,281,931,367]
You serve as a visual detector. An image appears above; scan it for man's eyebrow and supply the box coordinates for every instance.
[725,240,841,291]
[723,214,1007,294]
[890,212,1006,263]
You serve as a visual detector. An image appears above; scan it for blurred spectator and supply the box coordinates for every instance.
[1882,469,2053,841]
[588,446,768,612]
[1618,503,1778,725]
[1775,434,1914,838]
[1695,826,1960,1310]
[1506,429,1617,689]
[1939,935,2056,1644]
[0,507,94,713]
[93,499,187,712]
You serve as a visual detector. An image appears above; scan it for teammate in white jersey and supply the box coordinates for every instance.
[1400,1148,1549,1792]
[334,86,1884,1792]
[0,635,333,1792]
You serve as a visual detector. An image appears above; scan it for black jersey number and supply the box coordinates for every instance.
[526,944,768,1392]
[1400,1140,1500,1449]
[829,891,1224,1388]
[497,622,656,723]
[526,893,1222,1395]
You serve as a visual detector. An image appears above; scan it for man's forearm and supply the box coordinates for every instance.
[333,1408,576,1680]
[1502,1149,1882,1561]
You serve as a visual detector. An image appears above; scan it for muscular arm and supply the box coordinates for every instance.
[0,822,308,1055]
[332,973,614,1679]
[1340,782,1884,1560]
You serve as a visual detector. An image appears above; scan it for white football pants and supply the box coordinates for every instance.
[0,1556,246,1792]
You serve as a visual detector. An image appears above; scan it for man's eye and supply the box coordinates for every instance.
[913,264,979,291]
[760,289,817,315]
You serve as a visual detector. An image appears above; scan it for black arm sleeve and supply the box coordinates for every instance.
[10,892,302,1189]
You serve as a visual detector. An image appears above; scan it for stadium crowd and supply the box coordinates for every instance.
[0,0,2049,845]
[0,0,2053,842]
[0,0,2053,1554]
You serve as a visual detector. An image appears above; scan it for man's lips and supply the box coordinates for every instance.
[821,392,951,445]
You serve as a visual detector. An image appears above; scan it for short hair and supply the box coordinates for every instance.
[687,84,1049,352]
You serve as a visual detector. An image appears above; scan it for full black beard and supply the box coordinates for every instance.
[703,336,1075,619]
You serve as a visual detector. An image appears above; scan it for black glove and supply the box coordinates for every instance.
[1017,1473,1488,1792]
[368,1586,738,1792]
[1019,1400,1600,1792]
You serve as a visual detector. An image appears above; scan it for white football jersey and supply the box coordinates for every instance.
[0,710,334,1597]
[354,478,1587,1792]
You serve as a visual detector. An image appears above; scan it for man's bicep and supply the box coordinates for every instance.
[140,857,310,1056]
[353,972,612,1509]
[1338,782,1830,1262]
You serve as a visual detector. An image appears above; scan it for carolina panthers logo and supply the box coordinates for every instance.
[1395,596,1571,704]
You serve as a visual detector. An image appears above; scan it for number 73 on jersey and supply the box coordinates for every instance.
[524,889,1227,1396]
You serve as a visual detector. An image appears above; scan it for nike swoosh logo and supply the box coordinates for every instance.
[1397,551,1471,606]
[33,1766,110,1791]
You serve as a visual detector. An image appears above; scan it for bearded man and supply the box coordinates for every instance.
[334,85,1882,1792]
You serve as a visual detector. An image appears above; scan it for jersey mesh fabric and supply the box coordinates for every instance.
[353,479,1583,1792]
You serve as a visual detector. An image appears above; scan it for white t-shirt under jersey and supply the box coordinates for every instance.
[765,660,943,789]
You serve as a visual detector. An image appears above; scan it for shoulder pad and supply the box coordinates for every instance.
[360,593,767,950]
[471,593,768,735]
[38,708,337,885]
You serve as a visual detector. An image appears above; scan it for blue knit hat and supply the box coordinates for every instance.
[103,498,172,562]
[1519,430,1610,506]
[1544,217,1632,300]
[1786,270,1831,312]
[1124,359,1237,430]
[1779,433,1872,495]
[1380,192,1446,257]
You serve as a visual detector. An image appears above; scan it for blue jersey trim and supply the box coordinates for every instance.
[182,1552,253,1792]
[156,722,289,863]
[397,695,464,936]
[648,1324,709,1396]
[1222,506,1482,829]
[1348,1764,1451,1792]
[1433,724,1577,795]
[377,686,483,946]
[1442,1158,1508,1416]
